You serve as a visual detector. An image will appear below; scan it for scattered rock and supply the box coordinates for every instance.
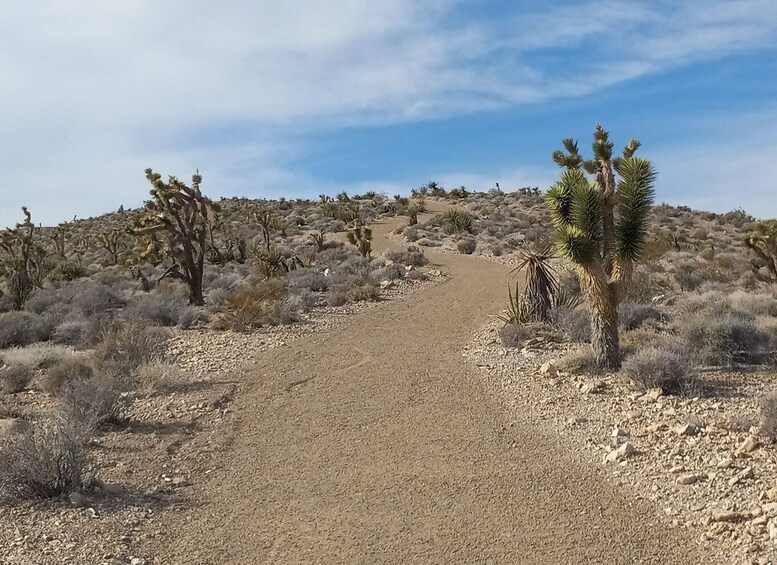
[677,473,704,485]
[711,511,745,523]
[641,388,663,403]
[581,380,605,395]
[538,361,558,376]
[736,436,759,456]
[0,418,29,439]
[605,442,637,463]
[729,466,754,486]
[673,422,699,437]
[716,458,733,469]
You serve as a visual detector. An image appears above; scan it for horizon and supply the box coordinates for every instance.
[1,1,776,226]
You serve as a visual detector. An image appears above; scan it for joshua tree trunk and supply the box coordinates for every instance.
[590,298,620,370]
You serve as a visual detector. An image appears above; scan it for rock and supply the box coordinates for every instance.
[379,280,394,289]
[716,458,733,469]
[581,380,605,395]
[769,521,777,541]
[68,492,88,508]
[677,473,704,485]
[539,361,558,376]
[103,483,124,495]
[323,268,331,277]
[729,466,754,486]
[567,416,587,426]
[0,418,30,439]
[605,442,637,463]
[673,423,699,437]
[736,436,759,455]
[766,487,777,502]
[711,511,745,523]
[611,426,628,440]
[642,388,663,402]
[130,558,147,565]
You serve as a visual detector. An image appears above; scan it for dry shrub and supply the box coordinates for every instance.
[552,306,590,343]
[681,304,771,366]
[619,302,663,330]
[0,311,54,349]
[1,343,71,369]
[59,374,133,429]
[136,362,186,394]
[622,343,698,396]
[347,284,380,303]
[0,414,91,501]
[43,357,94,395]
[326,291,348,307]
[212,281,292,332]
[456,239,476,255]
[94,323,169,375]
[557,347,599,374]
[498,324,530,349]
[0,365,33,394]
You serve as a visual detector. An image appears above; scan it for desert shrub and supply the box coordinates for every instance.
[72,283,125,316]
[728,290,777,317]
[681,304,771,365]
[286,269,328,292]
[347,284,380,302]
[403,226,420,242]
[557,348,599,374]
[456,239,476,255]
[0,365,33,394]
[760,391,777,438]
[674,262,703,291]
[619,302,663,330]
[0,311,55,349]
[0,343,70,370]
[383,249,429,267]
[51,320,87,346]
[326,290,348,307]
[59,374,133,428]
[498,324,530,348]
[94,323,169,375]
[123,293,191,327]
[490,243,504,257]
[0,414,91,501]
[43,357,94,395]
[370,264,404,282]
[622,343,698,396]
[136,362,186,394]
[212,282,293,332]
[551,306,590,343]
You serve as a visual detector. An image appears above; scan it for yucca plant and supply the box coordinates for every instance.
[745,219,777,282]
[347,224,372,258]
[441,209,473,235]
[511,245,558,323]
[497,281,529,325]
[546,124,656,369]
[253,246,287,279]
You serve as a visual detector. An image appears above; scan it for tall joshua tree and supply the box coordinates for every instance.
[546,124,656,369]
[134,169,219,306]
[745,220,777,282]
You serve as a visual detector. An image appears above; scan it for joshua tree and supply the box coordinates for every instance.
[309,230,326,252]
[745,220,777,282]
[347,224,372,258]
[0,207,50,309]
[251,207,284,250]
[134,169,219,306]
[99,228,127,265]
[546,124,656,369]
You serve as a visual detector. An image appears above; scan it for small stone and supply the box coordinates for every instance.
[673,423,699,437]
[770,521,777,541]
[729,466,754,486]
[539,361,558,376]
[103,483,124,495]
[643,388,663,401]
[581,380,605,394]
[711,511,745,523]
[69,492,88,508]
[677,473,704,485]
[379,280,394,289]
[568,416,587,426]
[605,442,637,463]
[130,558,147,565]
[716,458,733,469]
[736,435,759,455]
[766,487,777,501]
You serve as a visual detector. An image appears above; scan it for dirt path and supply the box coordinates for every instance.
[153,204,706,564]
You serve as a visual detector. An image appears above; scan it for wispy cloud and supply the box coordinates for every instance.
[0,0,776,225]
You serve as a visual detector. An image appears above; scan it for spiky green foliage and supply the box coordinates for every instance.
[745,220,777,282]
[441,209,473,235]
[346,224,372,258]
[547,124,656,369]
[511,245,559,322]
[252,246,287,279]
[134,169,219,306]
[497,281,530,325]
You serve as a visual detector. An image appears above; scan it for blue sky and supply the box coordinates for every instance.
[1,0,776,226]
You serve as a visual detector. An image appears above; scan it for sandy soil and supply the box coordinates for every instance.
[143,203,709,564]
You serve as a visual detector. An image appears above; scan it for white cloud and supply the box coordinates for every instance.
[1,0,776,225]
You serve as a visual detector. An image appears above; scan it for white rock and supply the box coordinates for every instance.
[769,521,777,541]
[539,361,558,376]
[673,423,698,436]
[736,436,759,455]
[581,380,605,395]
[68,492,88,508]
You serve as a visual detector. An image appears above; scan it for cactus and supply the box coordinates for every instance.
[134,169,219,306]
[547,124,655,369]
[745,220,777,282]
[346,224,372,258]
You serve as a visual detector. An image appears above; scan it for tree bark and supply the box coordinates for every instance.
[590,298,621,370]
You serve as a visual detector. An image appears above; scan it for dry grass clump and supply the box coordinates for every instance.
[136,362,186,394]
[212,281,297,332]
[557,348,600,375]
[383,248,429,267]
[551,306,590,343]
[0,311,54,349]
[59,373,133,429]
[0,414,91,501]
[94,323,169,376]
[498,324,530,348]
[622,343,699,396]
[0,343,71,369]
[619,302,663,330]
[456,239,476,255]
[0,365,34,394]
[347,284,380,302]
